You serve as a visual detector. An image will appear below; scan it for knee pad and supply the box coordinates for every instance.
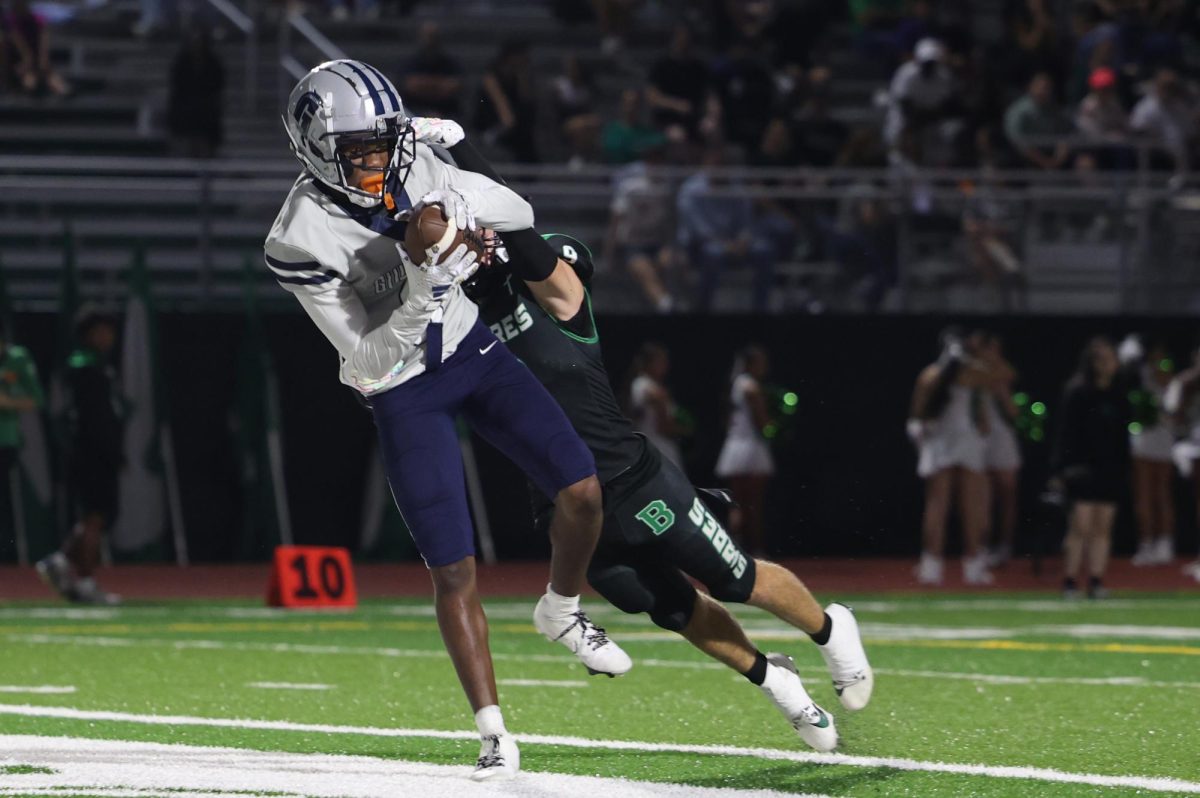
[588,563,656,617]
[589,560,698,632]
[648,582,697,632]
[705,556,757,604]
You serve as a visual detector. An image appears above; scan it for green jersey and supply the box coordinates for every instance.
[0,344,45,449]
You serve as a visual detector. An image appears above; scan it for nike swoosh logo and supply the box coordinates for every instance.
[479,342,498,355]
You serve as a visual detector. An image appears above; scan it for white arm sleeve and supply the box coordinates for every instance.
[436,160,534,232]
[266,242,440,391]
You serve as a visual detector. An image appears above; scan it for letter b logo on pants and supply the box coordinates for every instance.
[635,500,675,536]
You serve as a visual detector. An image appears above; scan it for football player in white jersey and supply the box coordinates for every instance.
[264,60,630,780]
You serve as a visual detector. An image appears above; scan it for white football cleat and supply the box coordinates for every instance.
[914,553,943,585]
[470,733,519,781]
[533,596,632,677]
[759,653,837,753]
[817,603,875,712]
[35,552,74,600]
[963,555,994,586]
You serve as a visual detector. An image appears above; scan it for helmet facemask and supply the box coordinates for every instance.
[331,116,414,209]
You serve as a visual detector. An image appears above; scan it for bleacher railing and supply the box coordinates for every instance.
[1,156,1198,314]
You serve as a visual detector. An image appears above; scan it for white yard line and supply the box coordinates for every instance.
[1034,624,1200,640]
[0,686,75,694]
[498,679,588,688]
[0,735,820,798]
[846,598,1200,612]
[0,711,1196,794]
[9,632,1200,690]
[245,682,334,691]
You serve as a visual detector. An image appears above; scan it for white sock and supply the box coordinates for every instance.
[474,704,507,737]
[76,577,96,593]
[541,583,580,618]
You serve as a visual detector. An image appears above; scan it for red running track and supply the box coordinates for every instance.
[1,558,1197,602]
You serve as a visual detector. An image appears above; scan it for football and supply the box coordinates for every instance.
[403,203,485,268]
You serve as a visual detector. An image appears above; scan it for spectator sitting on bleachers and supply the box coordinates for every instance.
[1130,66,1200,173]
[399,22,463,119]
[711,40,776,154]
[819,184,898,311]
[961,167,1024,308]
[1004,71,1074,170]
[167,27,224,158]
[475,38,538,163]
[884,38,963,167]
[790,72,851,168]
[646,24,712,144]
[1069,2,1123,102]
[550,54,601,168]
[677,143,777,312]
[1076,67,1128,143]
[602,87,666,165]
[1005,0,1062,85]
[1076,66,1135,169]
[604,142,678,312]
[5,0,68,97]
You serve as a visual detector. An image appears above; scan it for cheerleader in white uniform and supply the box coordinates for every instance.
[972,332,1022,568]
[628,342,686,469]
[716,345,775,555]
[908,329,992,586]
[1164,344,1200,582]
[1123,337,1177,566]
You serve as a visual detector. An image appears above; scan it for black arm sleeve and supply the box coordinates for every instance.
[445,139,560,282]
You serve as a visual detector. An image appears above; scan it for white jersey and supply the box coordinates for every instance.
[264,142,534,395]
[630,374,683,468]
[715,374,774,478]
[916,385,986,478]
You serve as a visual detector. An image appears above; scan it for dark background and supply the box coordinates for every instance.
[9,309,1200,562]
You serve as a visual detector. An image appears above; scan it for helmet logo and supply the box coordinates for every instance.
[293,91,323,147]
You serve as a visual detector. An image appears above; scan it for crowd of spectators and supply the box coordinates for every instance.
[383,1,1200,310]
[5,0,1199,309]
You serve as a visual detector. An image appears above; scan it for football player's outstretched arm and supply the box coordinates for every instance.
[434,133,585,321]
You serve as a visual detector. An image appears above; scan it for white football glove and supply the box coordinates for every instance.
[417,188,476,232]
[409,116,466,148]
[399,241,480,308]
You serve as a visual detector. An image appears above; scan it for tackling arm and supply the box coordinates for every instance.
[440,135,586,322]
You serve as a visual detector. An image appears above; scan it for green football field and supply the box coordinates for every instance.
[0,594,1198,798]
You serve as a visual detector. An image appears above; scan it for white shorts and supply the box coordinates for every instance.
[1130,423,1174,463]
[715,437,775,478]
[984,425,1022,472]
[917,427,987,479]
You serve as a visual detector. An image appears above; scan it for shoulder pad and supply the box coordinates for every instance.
[541,233,594,287]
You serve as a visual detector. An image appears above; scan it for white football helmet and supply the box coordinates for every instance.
[282,59,415,208]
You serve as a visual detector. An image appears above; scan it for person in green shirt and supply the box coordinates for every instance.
[36,307,123,605]
[0,326,46,561]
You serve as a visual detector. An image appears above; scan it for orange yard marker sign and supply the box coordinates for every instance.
[266,546,357,608]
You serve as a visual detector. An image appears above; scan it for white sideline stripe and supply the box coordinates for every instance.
[0,708,1196,794]
[0,686,75,694]
[0,735,820,798]
[846,599,1200,612]
[10,633,1200,690]
[246,682,334,691]
[498,679,588,688]
[1036,624,1200,641]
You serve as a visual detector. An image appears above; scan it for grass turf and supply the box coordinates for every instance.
[1,593,1198,797]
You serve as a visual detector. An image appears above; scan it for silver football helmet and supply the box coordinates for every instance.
[282,59,415,208]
